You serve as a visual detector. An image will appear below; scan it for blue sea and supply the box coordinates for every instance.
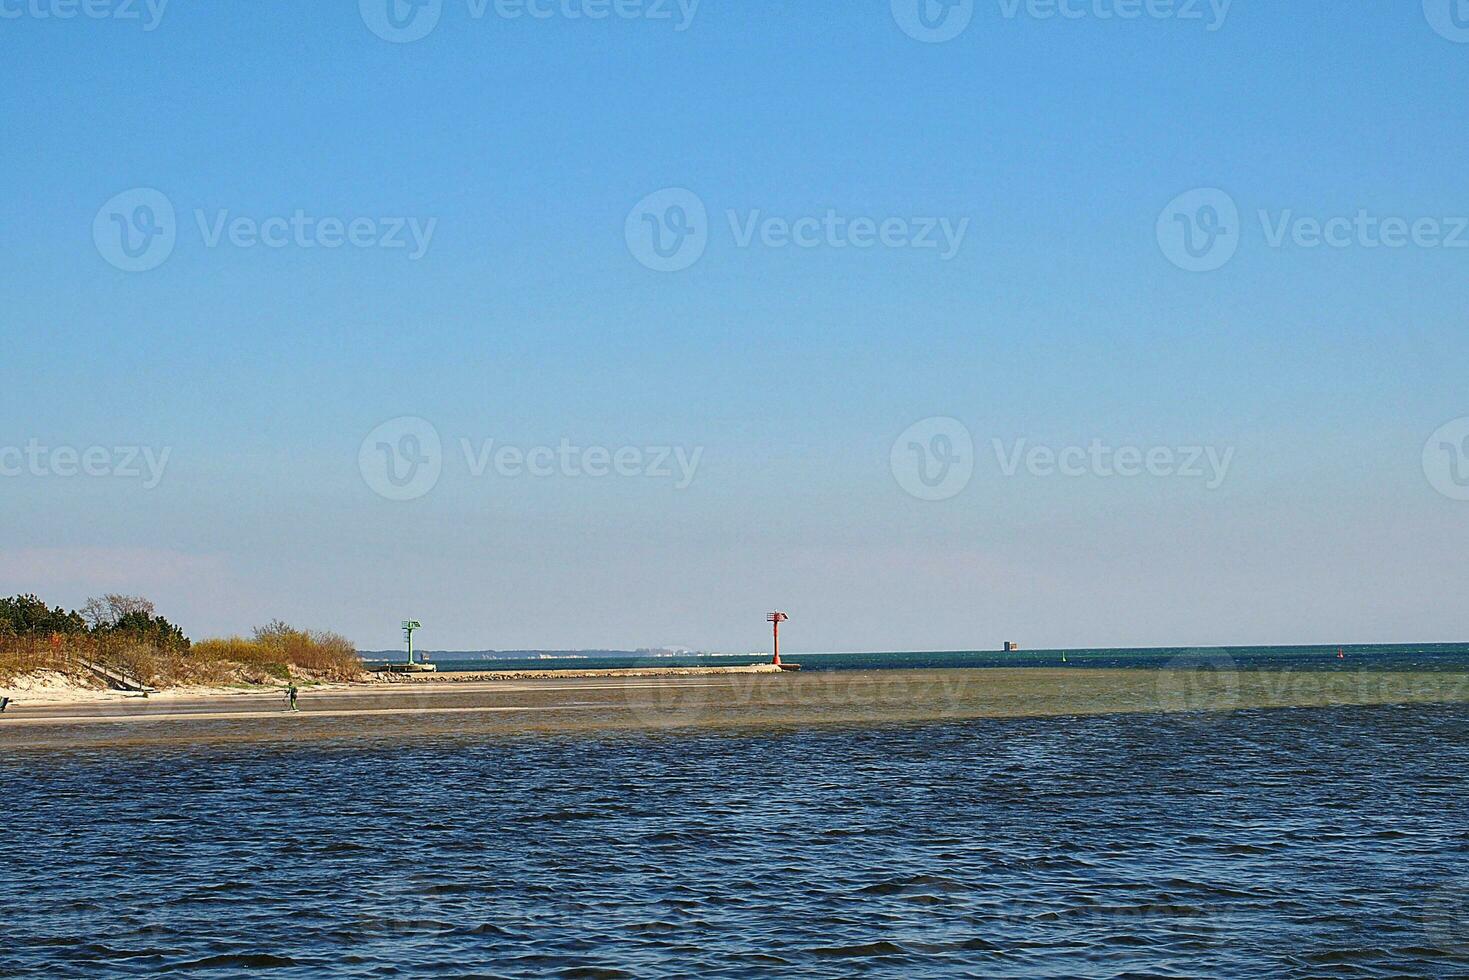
[392,642,1469,674]
[5,644,1468,977]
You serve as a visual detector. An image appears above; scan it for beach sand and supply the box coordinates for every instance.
[4,667,1468,751]
[0,663,785,706]
[0,673,365,707]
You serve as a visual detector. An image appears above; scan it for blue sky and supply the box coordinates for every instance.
[3,1,1468,651]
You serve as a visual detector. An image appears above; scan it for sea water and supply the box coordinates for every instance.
[2,697,1468,976]
[409,642,1469,674]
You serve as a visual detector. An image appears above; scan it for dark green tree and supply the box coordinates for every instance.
[0,594,86,637]
[95,609,190,651]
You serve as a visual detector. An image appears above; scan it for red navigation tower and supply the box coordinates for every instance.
[767,611,789,666]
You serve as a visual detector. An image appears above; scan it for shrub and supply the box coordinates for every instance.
[0,638,68,684]
[0,594,362,688]
[190,625,362,681]
[252,621,361,677]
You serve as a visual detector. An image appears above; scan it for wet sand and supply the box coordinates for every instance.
[5,667,1469,751]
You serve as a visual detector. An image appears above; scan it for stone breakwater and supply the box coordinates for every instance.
[371,664,785,683]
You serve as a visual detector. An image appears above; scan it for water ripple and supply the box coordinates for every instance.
[2,703,1468,977]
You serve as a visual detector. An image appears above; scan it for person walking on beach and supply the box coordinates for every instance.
[0,697,10,714]
[285,682,299,713]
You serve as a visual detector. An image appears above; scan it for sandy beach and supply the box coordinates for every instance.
[0,663,786,707]
[5,666,1468,751]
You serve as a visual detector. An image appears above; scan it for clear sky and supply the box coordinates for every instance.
[3,2,1468,652]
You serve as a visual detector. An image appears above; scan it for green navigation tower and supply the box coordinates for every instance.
[402,620,422,668]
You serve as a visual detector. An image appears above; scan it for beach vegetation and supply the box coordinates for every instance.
[193,625,361,682]
[0,593,364,688]
[0,594,87,637]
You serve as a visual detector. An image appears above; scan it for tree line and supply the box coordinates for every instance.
[0,593,188,650]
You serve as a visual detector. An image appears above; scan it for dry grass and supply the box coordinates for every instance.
[0,640,74,685]
[0,626,364,688]
[193,629,363,683]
